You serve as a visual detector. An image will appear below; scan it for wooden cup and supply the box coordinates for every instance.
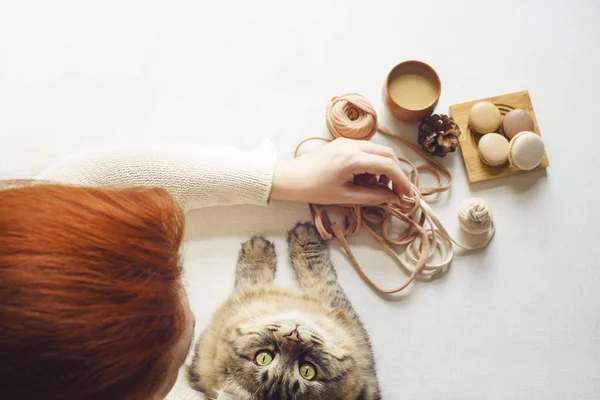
[383,60,442,122]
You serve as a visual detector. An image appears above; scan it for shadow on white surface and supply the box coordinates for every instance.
[469,168,549,193]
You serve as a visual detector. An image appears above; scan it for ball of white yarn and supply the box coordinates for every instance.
[457,197,494,235]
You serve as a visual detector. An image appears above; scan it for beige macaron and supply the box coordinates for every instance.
[502,109,534,139]
[508,131,546,170]
[478,133,509,166]
[469,102,502,134]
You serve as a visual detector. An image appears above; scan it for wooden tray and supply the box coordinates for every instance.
[449,90,549,183]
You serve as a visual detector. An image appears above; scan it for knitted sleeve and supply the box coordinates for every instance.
[165,378,237,400]
[165,378,205,400]
[36,140,277,211]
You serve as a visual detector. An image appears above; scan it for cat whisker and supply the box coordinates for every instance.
[231,299,265,327]
[252,376,268,398]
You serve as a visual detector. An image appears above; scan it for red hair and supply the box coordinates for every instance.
[0,184,186,400]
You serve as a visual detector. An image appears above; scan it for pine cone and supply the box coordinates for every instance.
[417,114,461,157]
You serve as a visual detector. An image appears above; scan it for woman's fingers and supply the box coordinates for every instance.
[340,184,398,205]
[353,142,412,196]
[349,153,412,197]
[355,141,397,159]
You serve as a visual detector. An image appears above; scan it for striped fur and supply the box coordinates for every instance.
[189,223,380,400]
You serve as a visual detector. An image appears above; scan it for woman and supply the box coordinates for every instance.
[0,138,410,400]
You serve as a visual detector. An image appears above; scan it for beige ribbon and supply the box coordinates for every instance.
[296,94,495,295]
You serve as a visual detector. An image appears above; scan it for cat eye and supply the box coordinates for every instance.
[299,362,316,380]
[255,350,273,366]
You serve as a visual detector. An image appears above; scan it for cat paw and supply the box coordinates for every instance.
[287,222,327,253]
[239,235,276,264]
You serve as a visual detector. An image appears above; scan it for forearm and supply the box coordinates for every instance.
[37,140,277,211]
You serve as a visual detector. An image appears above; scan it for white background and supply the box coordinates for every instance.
[1,1,599,399]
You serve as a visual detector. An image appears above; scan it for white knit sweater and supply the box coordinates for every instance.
[37,140,278,400]
[37,139,277,212]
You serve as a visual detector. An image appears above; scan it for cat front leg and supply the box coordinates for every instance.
[234,236,277,290]
[287,222,353,311]
[288,222,382,400]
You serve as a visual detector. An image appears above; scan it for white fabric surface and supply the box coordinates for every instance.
[1,1,599,399]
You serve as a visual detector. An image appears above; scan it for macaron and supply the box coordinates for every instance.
[478,133,509,166]
[502,109,534,139]
[469,102,501,134]
[508,131,545,170]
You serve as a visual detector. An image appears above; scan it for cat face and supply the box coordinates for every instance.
[220,312,356,399]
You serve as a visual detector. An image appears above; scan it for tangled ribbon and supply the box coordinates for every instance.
[296,93,495,295]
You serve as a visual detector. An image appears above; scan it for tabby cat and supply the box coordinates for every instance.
[188,222,380,400]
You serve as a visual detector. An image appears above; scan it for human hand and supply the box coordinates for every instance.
[270,138,412,205]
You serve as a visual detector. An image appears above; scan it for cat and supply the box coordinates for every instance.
[188,222,381,400]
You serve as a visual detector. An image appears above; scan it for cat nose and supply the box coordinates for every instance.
[285,327,301,342]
